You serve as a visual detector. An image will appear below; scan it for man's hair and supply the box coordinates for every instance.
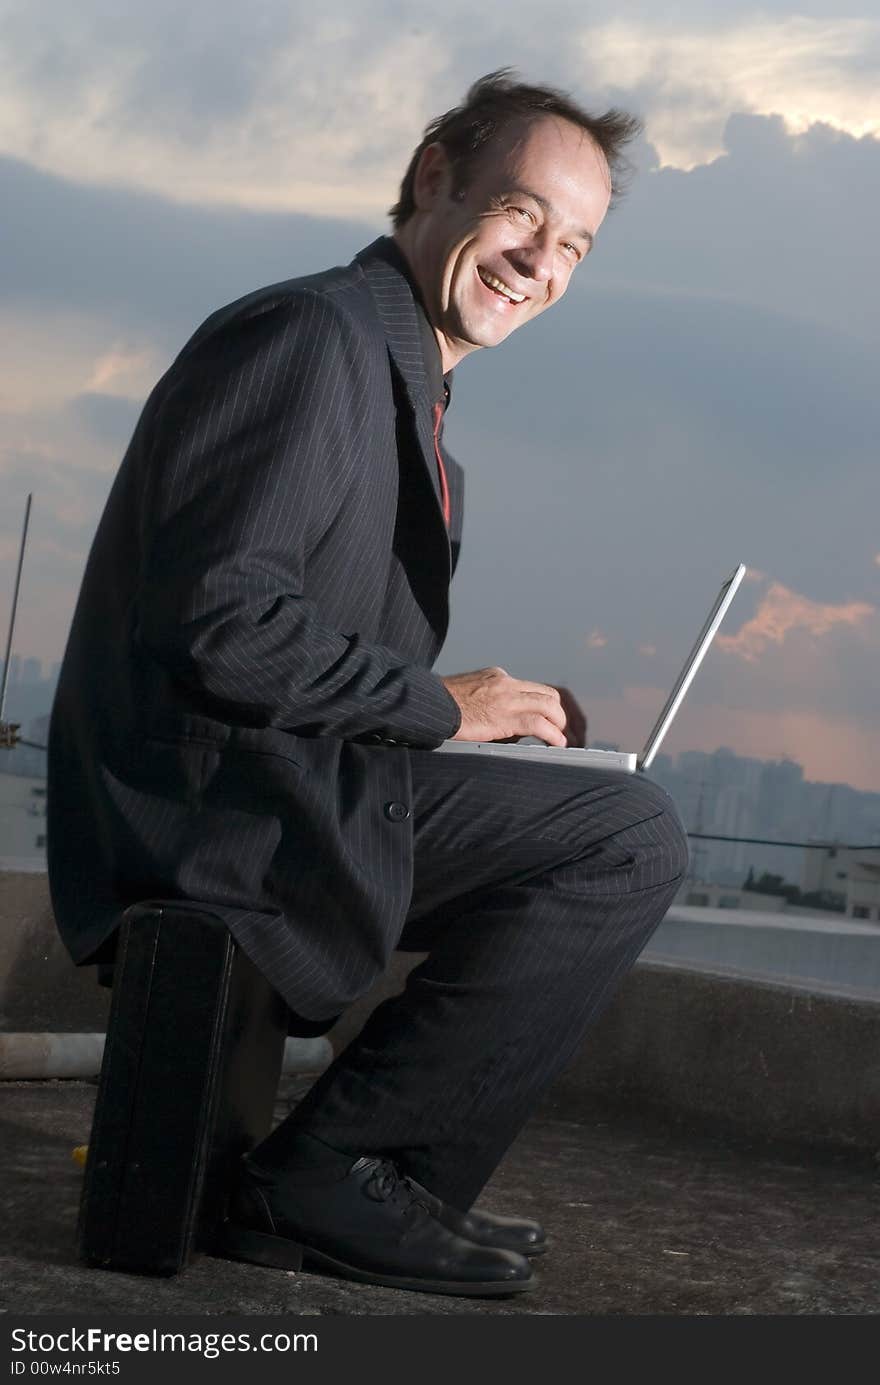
[389,68,642,228]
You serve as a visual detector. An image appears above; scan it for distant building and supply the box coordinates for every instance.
[802,841,850,902]
[846,847,880,923]
[648,747,880,895]
[0,654,21,686]
[0,711,49,777]
[801,842,880,922]
[674,880,788,913]
[0,770,47,870]
[755,757,804,839]
[0,659,58,755]
[29,714,50,743]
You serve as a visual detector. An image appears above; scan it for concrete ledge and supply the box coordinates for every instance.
[645,905,880,994]
[542,960,880,1154]
[4,872,879,1155]
[324,952,880,1154]
[0,1032,333,1080]
[0,872,110,1033]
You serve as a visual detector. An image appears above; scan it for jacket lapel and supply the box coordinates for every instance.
[355,238,451,580]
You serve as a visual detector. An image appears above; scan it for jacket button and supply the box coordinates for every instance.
[384,801,410,822]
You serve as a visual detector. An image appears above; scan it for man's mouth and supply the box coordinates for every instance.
[476,266,527,305]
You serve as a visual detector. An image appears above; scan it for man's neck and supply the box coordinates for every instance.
[391,227,476,375]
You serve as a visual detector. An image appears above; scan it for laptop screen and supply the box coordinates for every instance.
[638,563,747,771]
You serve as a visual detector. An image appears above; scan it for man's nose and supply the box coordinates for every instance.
[507,233,555,287]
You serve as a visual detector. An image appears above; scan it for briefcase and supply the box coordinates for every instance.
[78,901,288,1275]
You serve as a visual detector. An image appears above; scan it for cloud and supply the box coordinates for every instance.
[587,631,608,649]
[1,3,877,217]
[86,346,157,394]
[717,582,876,663]
[581,690,880,793]
[0,1,448,216]
[639,643,657,656]
[0,443,116,664]
[0,154,375,344]
[579,16,880,168]
[68,392,143,449]
[443,265,879,756]
[594,115,880,349]
[1,54,877,790]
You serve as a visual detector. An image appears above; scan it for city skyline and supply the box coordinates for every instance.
[3,653,880,827]
[1,654,61,683]
[4,723,878,898]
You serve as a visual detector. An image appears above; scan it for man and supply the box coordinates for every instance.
[48,71,689,1298]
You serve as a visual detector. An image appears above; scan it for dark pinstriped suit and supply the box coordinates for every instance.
[48,237,465,1023]
[47,235,689,1210]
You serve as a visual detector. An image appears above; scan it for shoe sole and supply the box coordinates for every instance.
[217,1223,535,1298]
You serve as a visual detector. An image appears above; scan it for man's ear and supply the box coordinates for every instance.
[412,142,453,211]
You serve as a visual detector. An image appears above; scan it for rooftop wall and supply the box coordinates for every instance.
[3,871,878,1153]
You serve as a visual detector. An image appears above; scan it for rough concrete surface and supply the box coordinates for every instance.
[2,1077,878,1317]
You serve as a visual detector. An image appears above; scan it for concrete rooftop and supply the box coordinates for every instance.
[2,1074,878,1317]
[3,873,878,1316]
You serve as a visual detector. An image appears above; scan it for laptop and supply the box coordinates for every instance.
[434,563,747,774]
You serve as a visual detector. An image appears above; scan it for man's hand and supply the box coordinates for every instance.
[439,668,587,748]
[552,684,588,748]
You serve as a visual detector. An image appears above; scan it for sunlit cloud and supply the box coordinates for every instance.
[0,6,877,213]
[0,536,23,563]
[0,309,131,414]
[582,17,880,168]
[0,6,447,217]
[638,643,657,656]
[583,690,880,792]
[586,630,608,649]
[86,345,156,395]
[717,581,875,663]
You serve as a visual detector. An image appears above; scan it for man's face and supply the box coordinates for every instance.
[406,116,612,365]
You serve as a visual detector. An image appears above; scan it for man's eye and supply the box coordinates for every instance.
[511,206,534,223]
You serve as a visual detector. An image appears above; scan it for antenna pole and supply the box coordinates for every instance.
[0,492,32,740]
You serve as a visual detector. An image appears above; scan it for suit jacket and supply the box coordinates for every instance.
[47,236,465,1023]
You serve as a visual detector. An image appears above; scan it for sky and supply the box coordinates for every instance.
[1,1,878,790]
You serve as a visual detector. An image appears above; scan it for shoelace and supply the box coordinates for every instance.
[363,1159,433,1221]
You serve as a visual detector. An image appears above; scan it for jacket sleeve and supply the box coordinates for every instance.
[135,288,462,747]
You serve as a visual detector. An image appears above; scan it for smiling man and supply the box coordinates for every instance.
[49,70,689,1299]
[395,112,611,364]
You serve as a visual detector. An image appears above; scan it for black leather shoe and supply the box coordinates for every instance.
[218,1153,535,1298]
[404,1181,547,1257]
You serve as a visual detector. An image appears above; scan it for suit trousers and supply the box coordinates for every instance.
[251,750,690,1211]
